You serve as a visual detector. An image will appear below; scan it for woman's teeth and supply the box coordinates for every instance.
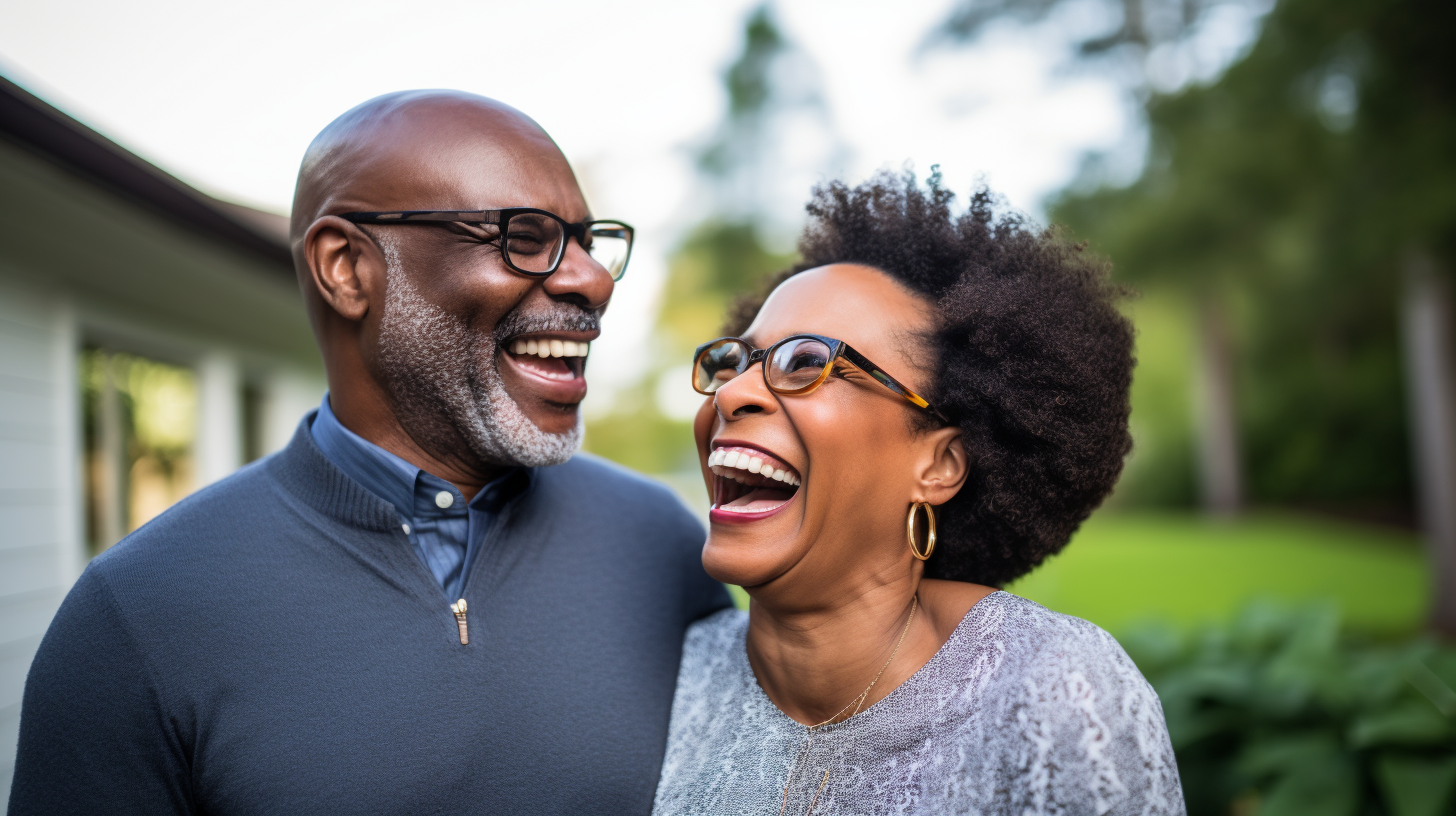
[707,447,801,486]
[508,338,590,358]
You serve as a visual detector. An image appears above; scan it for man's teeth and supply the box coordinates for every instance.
[508,339,590,358]
[706,448,801,486]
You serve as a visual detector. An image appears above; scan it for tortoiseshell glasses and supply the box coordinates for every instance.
[692,334,946,422]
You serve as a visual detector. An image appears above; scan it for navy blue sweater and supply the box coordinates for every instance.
[8,418,730,815]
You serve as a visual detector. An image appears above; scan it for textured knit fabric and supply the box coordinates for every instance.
[310,394,519,599]
[9,413,732,816]
[653,592,1185,816]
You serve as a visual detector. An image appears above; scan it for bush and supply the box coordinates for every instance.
[1121,602,1456,816]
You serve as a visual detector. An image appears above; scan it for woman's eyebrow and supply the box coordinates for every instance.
[752,331,814,346]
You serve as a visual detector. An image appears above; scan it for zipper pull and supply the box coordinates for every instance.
[449,599,469,645]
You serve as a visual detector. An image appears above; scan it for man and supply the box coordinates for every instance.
[9,91,730,815]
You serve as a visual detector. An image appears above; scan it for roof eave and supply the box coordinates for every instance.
[0,74,294,273]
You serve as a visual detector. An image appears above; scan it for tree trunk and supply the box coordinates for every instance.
[1400,251,1456,635]
[1194,295,1243,517]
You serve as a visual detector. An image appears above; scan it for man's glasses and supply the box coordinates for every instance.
[341,208,634,281]
[692,334,946,421]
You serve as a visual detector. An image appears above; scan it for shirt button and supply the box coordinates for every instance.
[435,491,455,509]
[401,523,411,535]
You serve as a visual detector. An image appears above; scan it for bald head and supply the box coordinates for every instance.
[289,90,582,271]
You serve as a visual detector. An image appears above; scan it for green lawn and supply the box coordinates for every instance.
[1006,512,1428,635]
[726,512,1430,636]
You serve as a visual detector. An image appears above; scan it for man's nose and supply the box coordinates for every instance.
[543,239,614,309]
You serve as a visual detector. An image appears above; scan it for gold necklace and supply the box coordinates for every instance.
[779,595,920,816]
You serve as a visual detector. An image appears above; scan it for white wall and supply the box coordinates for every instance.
[0,276,80,797]
[196,351,244,486]
[261,367,326,453]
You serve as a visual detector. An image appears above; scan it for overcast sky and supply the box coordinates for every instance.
[1,0,1143,408]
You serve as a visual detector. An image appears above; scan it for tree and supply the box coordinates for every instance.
[1042,0,1456,629]
[933,0,1270,514]
[934,0,1250,62]
[696,4,840,229]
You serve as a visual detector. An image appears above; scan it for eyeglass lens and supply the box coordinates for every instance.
[502,214,632,280]
[766,337,833,391]
[501,213,563,274]
[694,337,836,395]
[585,224,632,280]
[695,340,747,394]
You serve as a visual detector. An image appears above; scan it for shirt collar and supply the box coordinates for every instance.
[310,395,526,521]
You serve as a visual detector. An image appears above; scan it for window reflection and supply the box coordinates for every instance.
[81,348,197,555]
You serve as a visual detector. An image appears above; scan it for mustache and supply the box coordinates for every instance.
[493,302,601,342]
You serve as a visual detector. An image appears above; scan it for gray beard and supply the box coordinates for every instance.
[374,235,587,469]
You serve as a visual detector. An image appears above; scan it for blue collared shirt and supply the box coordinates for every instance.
[310,396,521,600]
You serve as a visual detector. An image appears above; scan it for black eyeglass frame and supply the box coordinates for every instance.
[692,333,947,423]
[340,208,635,281]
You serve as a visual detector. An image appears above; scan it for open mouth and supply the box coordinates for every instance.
[504,336,590,381]
[708,445,802,522]
[498,333,594,407]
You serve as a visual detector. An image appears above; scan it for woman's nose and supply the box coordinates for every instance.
[714,363,779,420]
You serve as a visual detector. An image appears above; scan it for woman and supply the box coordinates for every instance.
[653,172,1184,815]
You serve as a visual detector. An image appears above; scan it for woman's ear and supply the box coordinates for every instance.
[304,216,382,322]
[914,427,970,506]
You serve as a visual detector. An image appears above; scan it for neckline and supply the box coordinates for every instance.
[737,590,1009,733]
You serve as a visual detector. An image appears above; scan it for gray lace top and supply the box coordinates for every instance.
[653,591,1185,816]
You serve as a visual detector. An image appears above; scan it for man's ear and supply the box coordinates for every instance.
[304,216,382,322]
[913,427,970,507]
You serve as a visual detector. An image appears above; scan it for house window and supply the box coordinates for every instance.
[81,347,197,556]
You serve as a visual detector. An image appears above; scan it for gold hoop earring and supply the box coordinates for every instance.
[907,502,936,561]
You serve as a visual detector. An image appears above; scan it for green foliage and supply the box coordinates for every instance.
[584,403,694,477]
[1122,603,1456,815]
[699,4,785,178]
[80,348,198,550]
[696,1,824,205]
[934,0,1234,62]
[659,219,795,350]
[81,348,197,456]
[1050,0,1456,511]
[1113,288,1198,506]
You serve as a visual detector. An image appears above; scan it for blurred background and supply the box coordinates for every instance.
[1,0,1454,811]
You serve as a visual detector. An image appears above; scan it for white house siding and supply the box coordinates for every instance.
[0,276,79,797]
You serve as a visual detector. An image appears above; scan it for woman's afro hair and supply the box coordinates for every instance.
[724,170,1135,587]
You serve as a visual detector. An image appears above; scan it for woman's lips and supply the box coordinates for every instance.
[709,495,796,524]
[707,443,802,525]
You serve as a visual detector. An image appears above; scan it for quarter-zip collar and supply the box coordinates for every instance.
[309,395,530,599]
